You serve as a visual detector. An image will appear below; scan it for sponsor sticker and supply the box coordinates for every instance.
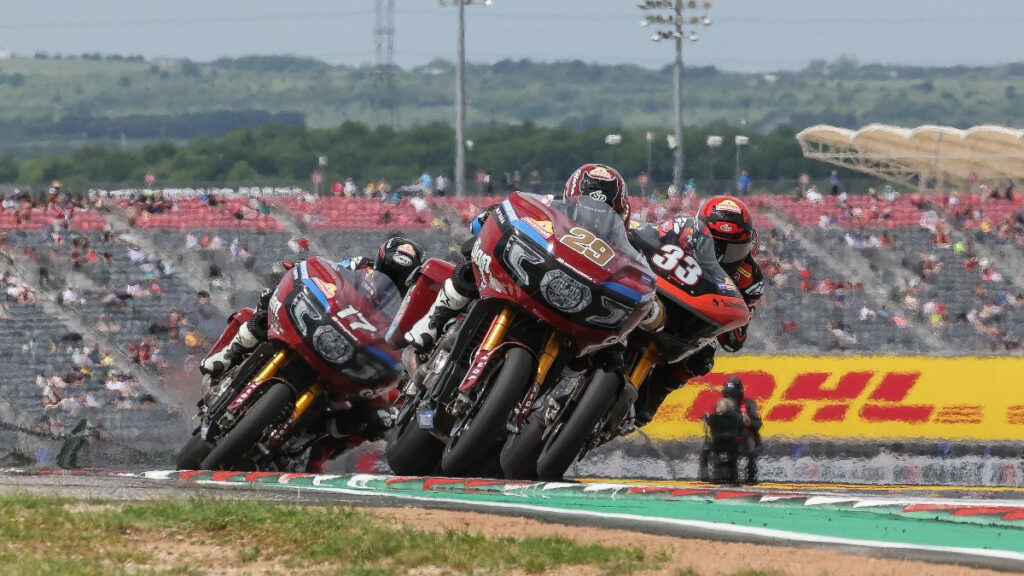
[313,278,336,299]
[589,166,614,180]
[716,199,743,213]
[523,217,554,238]
[645,355,1024,441]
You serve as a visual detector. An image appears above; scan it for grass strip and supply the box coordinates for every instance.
[0,494,663,576]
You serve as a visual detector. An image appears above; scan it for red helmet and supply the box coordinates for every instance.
[697,195,756,265]
[563,163,630,224]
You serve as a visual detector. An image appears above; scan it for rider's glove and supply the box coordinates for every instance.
[247,288,274,340]
[683,344,716,378]
[717,324,748,353]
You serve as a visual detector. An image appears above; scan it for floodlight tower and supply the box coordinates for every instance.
[441,0,493,197]
[638,0,712,193]
[374,0,397,125]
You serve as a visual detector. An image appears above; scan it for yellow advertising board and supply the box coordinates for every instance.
[645,355,1024,441]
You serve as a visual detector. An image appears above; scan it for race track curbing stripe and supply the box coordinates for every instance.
[139,470,1024,561]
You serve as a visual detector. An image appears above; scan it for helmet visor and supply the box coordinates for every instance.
[718,238,754,265]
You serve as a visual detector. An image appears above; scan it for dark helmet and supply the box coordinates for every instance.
[563,163,630,224]
[375,236,424,293]
[722,376,744,403]
[697,195,756,267]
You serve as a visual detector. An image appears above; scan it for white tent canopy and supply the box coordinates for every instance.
[797,124,1024,188]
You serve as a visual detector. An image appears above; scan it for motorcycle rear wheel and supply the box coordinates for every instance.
[175,434,213,470]
[385,397,445,475]
[441,347,534,477]
[536,369,619,481]
[200,382,294,471]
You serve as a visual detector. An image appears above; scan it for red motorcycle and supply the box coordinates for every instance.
[501,217,752,479]
[384,192,656,477]
[176,257,403,471]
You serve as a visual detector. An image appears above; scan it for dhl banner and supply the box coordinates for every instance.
[646,355,1024,441]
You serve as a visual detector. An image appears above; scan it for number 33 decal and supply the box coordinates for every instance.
[651,244,702,285]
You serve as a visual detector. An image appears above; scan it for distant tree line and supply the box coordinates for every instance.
[0,121,856,192]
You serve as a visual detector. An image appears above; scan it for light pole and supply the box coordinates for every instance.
[645,130,654,183]
[706,135,722,194]
[639,0,712,194]
[441,0,493,197]
[734,134,749,194]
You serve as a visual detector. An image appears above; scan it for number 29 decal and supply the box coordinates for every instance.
[651,244,702,286]
[559,227,615,266]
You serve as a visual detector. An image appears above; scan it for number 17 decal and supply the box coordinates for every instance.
[337,305,377,332]
[651,244,702,285]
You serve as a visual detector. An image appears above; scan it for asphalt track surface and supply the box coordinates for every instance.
[1,470,1022,573]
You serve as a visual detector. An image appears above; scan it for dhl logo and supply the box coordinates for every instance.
[647,356,1024,441]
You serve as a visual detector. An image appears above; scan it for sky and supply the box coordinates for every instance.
[1,0,1022,72]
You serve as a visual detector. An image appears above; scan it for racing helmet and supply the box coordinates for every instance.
[697,195,756,266]
[722,376,744,403]
[375,236,424,293]
[563,163,630,224]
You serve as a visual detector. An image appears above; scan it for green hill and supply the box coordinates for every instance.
[2,53,1023,156]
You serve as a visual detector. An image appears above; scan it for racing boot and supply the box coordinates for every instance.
[404,278,471,352]
[200,290,271,377]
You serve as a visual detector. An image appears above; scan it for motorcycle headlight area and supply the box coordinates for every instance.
[312,325,354,365]
[539,269,591,313]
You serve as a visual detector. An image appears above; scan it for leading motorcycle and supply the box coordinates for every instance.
[500,217,750,480]
[384,192,657,477]
[176,258,403,471]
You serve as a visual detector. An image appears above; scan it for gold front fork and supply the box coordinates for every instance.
[291,382,324,421]
[534,332,562,385]
[628,341,659,390]
[254,350,289,384]
[480,306,516,351]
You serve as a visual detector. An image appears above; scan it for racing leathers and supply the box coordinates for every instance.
[631,225,764,429]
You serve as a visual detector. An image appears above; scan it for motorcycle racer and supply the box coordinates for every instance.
[403,163,655,353]
[631,195,764,429]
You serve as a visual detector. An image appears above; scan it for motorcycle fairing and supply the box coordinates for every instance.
[473,192,656,356]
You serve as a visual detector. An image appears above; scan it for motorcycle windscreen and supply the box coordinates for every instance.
[334,267,402,326]
[541,194,647,266]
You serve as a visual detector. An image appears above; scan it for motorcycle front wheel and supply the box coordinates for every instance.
[175,434,213,470]
[200,382,294,471]
[441,347,534,477]
[535,369,619,481]
[498,409,545,480]
[384,395,445,475]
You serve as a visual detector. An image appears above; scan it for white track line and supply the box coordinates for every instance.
[170,476,1024,563]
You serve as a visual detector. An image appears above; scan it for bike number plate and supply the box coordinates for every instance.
[416,408,436,430]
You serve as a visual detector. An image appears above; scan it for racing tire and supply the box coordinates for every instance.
[498,410,545,480]
[536,370,619,481]
[441,347,534,477]
[200,382,294,471]
[385,398,445,475]
[175,434,213,470]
